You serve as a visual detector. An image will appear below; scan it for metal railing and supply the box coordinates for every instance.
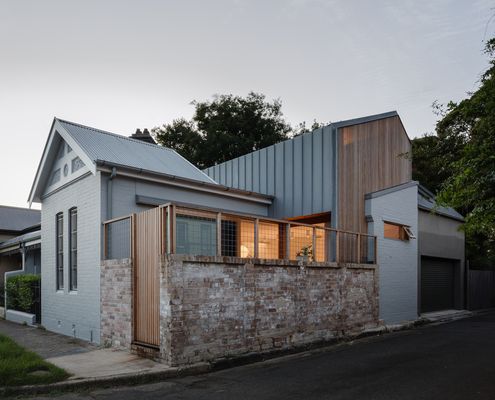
[103,203,377,264]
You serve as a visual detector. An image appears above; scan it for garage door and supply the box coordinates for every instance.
[421,257,455,313]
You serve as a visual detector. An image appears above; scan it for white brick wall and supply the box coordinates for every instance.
[41,172,101,343]
[365,183,418,324]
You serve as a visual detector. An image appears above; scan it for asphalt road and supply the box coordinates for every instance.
[40,311,495,400]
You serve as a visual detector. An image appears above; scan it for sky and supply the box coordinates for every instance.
[0,0,494,209]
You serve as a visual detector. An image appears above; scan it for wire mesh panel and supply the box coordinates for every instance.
[104,217,131,260]
[338,231,359,263]
[313,227,326,262]
[258,221,280,259]
[239,219,255,258]
[290,225,314,261]
[324,229,338,262]
[175,209,217,256]
[219,216,257,258]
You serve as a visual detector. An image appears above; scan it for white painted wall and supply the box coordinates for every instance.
[41,172,101,343]
[365,183,419,324]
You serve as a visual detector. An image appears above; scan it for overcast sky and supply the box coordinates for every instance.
[1,0,494,208]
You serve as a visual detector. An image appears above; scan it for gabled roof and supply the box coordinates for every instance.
[0,206,41,233]
[29,118,217,205]
[418,185,464,222]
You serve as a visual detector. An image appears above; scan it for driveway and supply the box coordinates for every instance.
[31,310,495,400]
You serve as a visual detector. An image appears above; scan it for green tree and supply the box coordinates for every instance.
[153,92,291,169]
[413,38,495,268]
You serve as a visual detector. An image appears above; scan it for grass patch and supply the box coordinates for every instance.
[0,333,69,386]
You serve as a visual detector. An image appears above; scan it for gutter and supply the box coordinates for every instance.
[96,161,273,205]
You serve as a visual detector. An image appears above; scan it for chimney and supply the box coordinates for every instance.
[130,128,156,144]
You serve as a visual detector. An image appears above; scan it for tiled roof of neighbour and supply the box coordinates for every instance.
[418,185,464,222]
[57,119,216,185]
[0,206,41,232]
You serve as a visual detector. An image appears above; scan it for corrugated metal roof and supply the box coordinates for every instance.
[57,119,216,184]
[0,230,41,250]
[0,206,41,232]
[418,185,464,222]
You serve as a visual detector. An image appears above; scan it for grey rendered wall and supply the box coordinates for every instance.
[204,126,337,220]
[101,174,270,220]
[365,184,419,324]
[41,172,101,343]
[418,210,465,308]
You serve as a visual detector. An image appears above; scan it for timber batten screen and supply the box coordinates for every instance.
[134,208,160,347]
[338,116,412,234]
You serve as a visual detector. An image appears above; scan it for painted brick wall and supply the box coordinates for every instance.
[159,255,378,366]
[41,172,101,342]
[100,259,132,349]
[365,183,418,324]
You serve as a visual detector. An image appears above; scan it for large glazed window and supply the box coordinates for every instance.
[56,212,64,290]
[69,208,78,291]
[175,214,217,256]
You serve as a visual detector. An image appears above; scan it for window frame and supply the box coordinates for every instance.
[55,212,64,290]
[383,221,414,241]
[69,207,78,291]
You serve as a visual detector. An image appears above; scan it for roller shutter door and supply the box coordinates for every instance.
[421,257,455,313]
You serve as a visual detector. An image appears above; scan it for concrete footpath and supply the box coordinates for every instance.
[0,319,198,397]
[0,309,482,397]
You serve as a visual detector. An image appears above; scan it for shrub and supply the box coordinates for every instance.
[6,274,40,313]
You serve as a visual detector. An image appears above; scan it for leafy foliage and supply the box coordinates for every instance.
[6,274,40,313]
[412,38,495,268]
[153,92,292,169]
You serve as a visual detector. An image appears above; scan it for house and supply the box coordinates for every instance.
[205,111,466,322]
[0,206,41,287]
[27,111,465,365]
[0,206,41,320]
[28,118,273,343]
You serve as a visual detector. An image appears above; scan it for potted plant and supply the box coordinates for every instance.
[296,244,313,262]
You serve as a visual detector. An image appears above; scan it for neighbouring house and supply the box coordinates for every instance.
[0,206,41,321]
[27,111,465,366]
[0,206,41,287]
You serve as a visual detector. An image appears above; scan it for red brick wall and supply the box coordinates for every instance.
[160,255,379,366]
[100,259,133,350]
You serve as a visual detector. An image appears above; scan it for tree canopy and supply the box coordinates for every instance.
[412,38,495,267]
[152,92,292,169]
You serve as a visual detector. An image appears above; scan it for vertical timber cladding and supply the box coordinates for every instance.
[134,207,160,347]
[337,116,412,234]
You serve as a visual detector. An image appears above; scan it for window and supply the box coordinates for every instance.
[71,157,85,173]
[384,221,415,241]
[175,214,217,256]
[69,208,78,291]
[56,213,64,290]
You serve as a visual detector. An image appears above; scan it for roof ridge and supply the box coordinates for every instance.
[56,118,173,152]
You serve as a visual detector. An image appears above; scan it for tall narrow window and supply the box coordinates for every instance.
[69,208,78,291]
[56,213,64,290]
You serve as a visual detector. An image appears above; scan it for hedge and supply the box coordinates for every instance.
[5,274,40,313]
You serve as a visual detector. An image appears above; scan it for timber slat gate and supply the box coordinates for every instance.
[134,208,161,347]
